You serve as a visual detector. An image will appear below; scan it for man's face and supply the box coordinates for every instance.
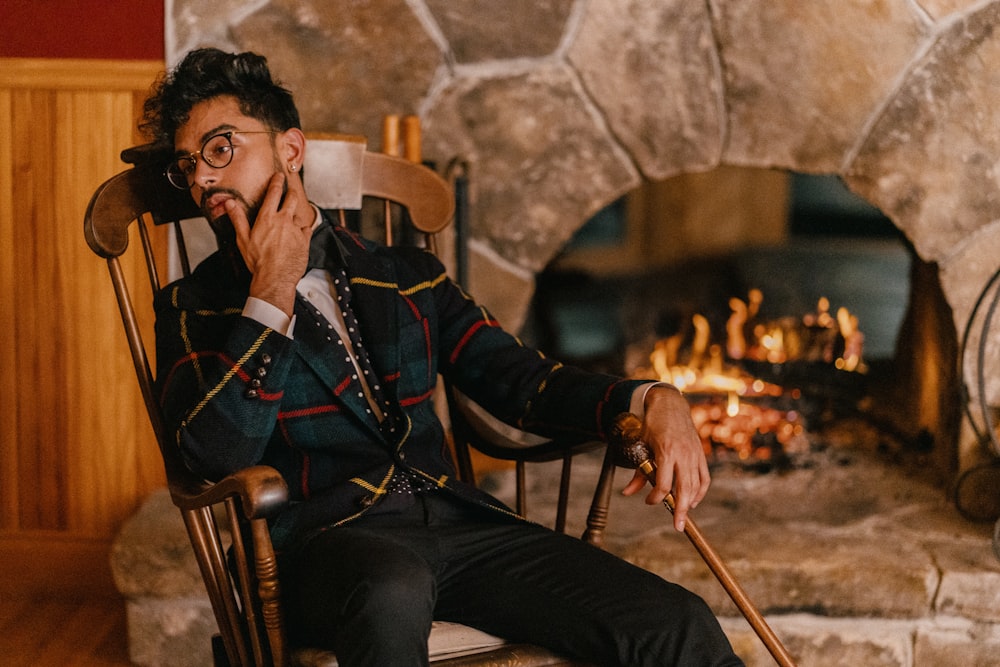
[173,95,284,225]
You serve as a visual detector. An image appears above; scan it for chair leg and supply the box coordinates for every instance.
[182,508,252,666]
[212,635,231,667]
[581,446,617,547]
[515,460,527,516]
[251,518,288,667]
[554,453,573,533]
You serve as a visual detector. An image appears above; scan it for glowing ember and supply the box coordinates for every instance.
[686,393,809,463]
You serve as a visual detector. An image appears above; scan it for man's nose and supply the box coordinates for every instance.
[193,159,219,189]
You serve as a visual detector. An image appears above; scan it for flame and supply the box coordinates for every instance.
[631,288,865,463]
[758,326,785,363]
[726,392,740,418]
[835,306,863,372]
[737,292,865,371]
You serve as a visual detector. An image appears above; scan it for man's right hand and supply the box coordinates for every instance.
[228,171,313,316]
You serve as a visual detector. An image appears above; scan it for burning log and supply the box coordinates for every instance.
[687,393,809,465]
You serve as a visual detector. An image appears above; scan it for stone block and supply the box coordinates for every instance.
[568,0,724,180]
[125,597,216,667]
[228,0,441,143]
[914,620,1000,666]
[620,509,939,618]
[425,0,574,63]
[721,615,912,667]
[111,488,209,598]
[711,0,927,172]
[465,240,537,332]
[847,3,1000,261]
[111,488,218,666]
[935,558,1000,623]
[423,65,640,273]
[929,528,1000,623]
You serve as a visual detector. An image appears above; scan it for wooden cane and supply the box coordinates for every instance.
[611,412,797,667]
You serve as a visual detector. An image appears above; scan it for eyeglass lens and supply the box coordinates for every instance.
[166,132,235,189]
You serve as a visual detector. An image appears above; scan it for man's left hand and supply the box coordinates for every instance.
[621,384,710,532]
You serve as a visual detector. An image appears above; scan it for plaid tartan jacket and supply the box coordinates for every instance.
[154,213,643,550]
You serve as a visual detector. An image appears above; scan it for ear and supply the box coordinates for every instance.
[279,127,307,173]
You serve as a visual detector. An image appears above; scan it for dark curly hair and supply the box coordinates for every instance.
[140,48,301,145]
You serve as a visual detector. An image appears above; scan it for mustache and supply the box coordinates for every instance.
[200,176,287,227]
[200,188,261,226]
[201,187,246,214]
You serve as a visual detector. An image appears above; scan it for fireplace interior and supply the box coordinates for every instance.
[523,169,974,489]
[473,170,1000,666]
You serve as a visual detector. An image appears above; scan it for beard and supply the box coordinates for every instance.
[200,157,288,229]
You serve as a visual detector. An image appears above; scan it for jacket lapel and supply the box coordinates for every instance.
[292,295,386,440]
[338,233,402,412]
[291,219,402,438]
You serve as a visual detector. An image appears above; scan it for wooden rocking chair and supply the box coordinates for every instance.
[84,128,621,666]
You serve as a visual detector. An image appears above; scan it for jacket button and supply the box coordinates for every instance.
[245,388,259,399]
[357,494,376,508]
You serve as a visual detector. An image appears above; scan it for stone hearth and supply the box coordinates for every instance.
[484,423,1000,667]
[112,421,1000,666]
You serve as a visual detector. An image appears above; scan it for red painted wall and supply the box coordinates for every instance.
[0,0,164,60]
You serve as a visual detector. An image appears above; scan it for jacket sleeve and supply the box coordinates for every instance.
[153,264,296,481]
[420,252,643,442]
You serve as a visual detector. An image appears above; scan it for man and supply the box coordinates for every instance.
[147,48,742,666]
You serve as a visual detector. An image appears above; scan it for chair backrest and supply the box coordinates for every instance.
[84,134,453,465]
[84,129,617,666]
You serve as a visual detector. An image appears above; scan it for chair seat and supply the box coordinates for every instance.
[292,620,574,666]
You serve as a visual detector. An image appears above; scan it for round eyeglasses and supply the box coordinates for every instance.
[165,130,277,190]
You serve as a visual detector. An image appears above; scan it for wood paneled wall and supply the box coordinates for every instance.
[0,58,168,597]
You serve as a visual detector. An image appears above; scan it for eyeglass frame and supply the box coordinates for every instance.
[165,130,278,190]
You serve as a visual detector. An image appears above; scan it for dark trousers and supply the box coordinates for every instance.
[282,491,743,667]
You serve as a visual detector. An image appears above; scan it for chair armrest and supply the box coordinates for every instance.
[168,465,289,521]
[450,387,604,462]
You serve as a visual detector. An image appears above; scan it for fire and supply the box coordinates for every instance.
[726,392,740,418]
[729,293,867,372]
[757,326,785,363]
[630,289,864,464]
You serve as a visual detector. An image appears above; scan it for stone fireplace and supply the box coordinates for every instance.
[166,0,1000,475]
[133,1,1000,664]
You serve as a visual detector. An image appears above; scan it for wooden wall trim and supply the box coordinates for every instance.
[1,56,168,584]
[0,57,164,91]
[0,88,14,530]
